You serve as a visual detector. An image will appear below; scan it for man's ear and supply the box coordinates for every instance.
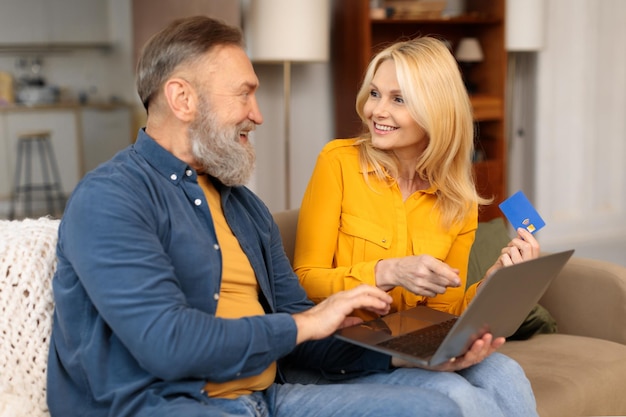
[163,78,196,122]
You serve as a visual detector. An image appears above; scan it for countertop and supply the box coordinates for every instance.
[0,100,133,113]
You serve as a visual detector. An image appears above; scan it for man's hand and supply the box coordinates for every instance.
[484,228,540,280]
[391,333,505,371]
[292,285,392,344]
[375,255,461,297]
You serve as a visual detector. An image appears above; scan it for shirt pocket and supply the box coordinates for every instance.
[339,213,392,263]
[411,234,453,261]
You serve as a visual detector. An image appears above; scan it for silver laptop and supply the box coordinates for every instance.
[334,250,574,367]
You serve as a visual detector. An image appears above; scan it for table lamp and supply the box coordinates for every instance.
[455,37,484,94]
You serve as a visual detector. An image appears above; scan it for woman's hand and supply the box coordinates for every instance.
[484,227,540,280]
[391,333,505,371]
[374,255,461,297]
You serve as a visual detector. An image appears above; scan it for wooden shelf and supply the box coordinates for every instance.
[473,159,504,219]
[370,13,502,25]
[331,0,507,220]
[471,95,503,121]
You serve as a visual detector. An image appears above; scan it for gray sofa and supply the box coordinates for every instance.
[272,209,626,417]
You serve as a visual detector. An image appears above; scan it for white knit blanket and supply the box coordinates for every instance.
[0,217,59,417]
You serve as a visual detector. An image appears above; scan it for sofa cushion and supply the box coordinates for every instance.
[469,218,558,339]
[468,218,512,286]
[500,334,626,417]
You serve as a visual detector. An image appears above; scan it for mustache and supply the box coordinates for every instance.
[238,121,257,134]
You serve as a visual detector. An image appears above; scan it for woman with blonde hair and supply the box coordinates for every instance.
[296,36,538,317]
[293,37,540,417]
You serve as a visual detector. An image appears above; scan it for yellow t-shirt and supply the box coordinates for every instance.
[198,175,276,399]
[294,139,480,319]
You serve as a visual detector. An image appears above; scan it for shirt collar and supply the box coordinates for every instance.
[133,128,197,184]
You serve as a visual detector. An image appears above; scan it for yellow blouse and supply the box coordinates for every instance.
[294,139,480,319]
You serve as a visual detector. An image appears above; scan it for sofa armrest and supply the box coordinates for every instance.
[539,256,626,345]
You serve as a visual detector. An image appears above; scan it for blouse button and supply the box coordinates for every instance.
[170,173,177,181]
[194,199,202,206]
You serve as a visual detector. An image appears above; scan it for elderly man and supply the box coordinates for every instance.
[47,16,533,417]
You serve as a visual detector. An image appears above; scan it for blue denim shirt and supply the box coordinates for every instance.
[47,129,390,417]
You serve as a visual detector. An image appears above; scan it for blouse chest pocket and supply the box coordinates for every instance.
[338,213,392,263]
[411,234,453,261]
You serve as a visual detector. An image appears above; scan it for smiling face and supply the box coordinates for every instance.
[188,45,263,185]
[362,59,428,161]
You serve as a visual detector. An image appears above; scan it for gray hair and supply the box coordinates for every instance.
[136,15,243,111]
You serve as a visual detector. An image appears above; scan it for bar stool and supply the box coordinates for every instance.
[8,130,66,219]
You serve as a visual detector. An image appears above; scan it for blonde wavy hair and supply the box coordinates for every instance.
[355,37,491,227]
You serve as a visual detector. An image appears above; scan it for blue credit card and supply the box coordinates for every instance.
[498,190,545,234]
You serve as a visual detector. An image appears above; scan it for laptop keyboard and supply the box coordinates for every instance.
[376,318,458,358]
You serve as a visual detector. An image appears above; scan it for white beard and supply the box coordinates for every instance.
[189,97,256,186]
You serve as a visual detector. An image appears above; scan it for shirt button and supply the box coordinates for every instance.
[185,169,193,177]
[213,243,220,251]
[340,369,346,374]
[382,239,387,243]
[213,293,220,301]
[170,173,177,181]
[194,199,202,206]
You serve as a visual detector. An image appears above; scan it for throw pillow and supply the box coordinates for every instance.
[468,217,558,340]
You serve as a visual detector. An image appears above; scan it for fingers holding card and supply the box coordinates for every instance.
[499,191,545,234]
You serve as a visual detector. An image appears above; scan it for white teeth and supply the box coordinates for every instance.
[375,123,397,132]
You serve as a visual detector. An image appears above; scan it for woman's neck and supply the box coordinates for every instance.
[396,175,429,200]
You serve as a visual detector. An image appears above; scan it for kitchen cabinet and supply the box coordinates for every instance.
[0,0,47,44]
[0,0,109,46]
[80,106,133,173]
[331,0,507,220]
[47,0,109,44]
